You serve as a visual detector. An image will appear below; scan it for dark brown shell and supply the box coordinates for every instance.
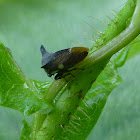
[40,45,89,79]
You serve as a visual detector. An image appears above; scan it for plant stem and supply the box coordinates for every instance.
[80,0,140,68]
[32,0,140,139]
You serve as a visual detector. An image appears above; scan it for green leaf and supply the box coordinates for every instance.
[0,43,52,115]
[34,0,140,139]
[60,48,128,140]
[31,80,51,99]
[127,35,140,60]
[114,47,129,68]
[20,119,31,140]
[36,57,109,140]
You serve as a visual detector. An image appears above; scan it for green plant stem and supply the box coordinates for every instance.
[40,0,137,108]
[45,79,66,102]
[32,0,140,139]
[80,0,140,68]
[32,80,66,139]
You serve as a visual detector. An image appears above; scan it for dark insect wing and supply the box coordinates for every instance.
[59,47,89,69]
[40,46,70,76]
[40,45,89,80]
[53,48,69,58]
[54,50,71,68]
[54,47,89,79]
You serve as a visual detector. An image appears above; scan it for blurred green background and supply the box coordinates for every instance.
[0,0,140,140]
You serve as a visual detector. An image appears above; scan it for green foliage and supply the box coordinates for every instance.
[0,0,140,140]
[0,43,52,115]
[20,119,31,140]
[59,49,128,140]
[127,35,140,59]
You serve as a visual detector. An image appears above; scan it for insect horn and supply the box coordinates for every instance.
[40,45,52,68]
[40,45,49,56]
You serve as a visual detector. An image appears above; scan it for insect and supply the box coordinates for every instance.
[40,45,89,80]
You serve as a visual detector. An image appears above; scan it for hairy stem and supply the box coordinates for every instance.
[82,0,140,67]
[32,0,140,139]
